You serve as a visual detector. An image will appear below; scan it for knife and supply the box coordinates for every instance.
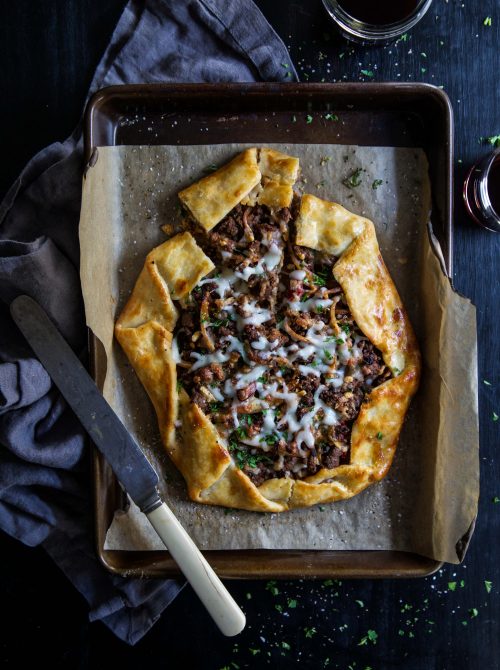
[10,295,245,637]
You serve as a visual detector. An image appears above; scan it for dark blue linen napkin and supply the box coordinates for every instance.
[0,0,297,645]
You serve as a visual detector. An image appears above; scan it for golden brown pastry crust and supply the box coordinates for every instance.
[115,152,420,512]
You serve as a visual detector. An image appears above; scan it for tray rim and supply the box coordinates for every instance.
[84,81,453,579]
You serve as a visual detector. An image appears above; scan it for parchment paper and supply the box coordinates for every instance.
[79,143,479,564]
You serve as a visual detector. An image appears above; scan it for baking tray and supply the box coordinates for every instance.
[84,82,453,579]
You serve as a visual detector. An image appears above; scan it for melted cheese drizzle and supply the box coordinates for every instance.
[186,237,372,468]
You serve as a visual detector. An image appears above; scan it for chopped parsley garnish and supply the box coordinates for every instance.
[341,324,351,335]
[312,271,327,286]
[483,380,492,386]
[304,627,317,638]
[469,608,479,618]
[483,134,500,147]
[292,115,297,123]
[324,113,339,121]
[249,648,260,655]
[493,497,500,503]
[324,350,333,361]
[343,168,364,189]
[257,376,267,383]
[372,179,383,189]
[493,412,499,422]
[376,432,383,440]
[281,641,291,650]
[265,580,279,595]
[361,69,374,78]
[316,304,325,313]
[260,433,279,445]
[336,337,344,345]
[485,580,493,593]
[355,600,364,608]
[275,604,283,613]
[306,114,313,124]
[323,579,334,586]
[287,598,297,608]
[358,630,378,645]
[484,16,492,26]
[210,402,222,412]
[229,438,272,470]
[320,156,331,165]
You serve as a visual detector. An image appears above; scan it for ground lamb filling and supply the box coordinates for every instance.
[174,202,392,486]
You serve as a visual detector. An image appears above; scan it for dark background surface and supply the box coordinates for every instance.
[0,1,499,668]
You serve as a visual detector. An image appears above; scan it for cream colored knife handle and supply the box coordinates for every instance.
[147,502,246,637]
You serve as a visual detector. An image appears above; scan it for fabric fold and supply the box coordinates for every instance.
[0,0,297,645]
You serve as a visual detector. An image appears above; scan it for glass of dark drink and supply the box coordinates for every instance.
[322,0,433,44]
[463,149,500,233]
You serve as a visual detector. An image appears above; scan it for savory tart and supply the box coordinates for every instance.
[115,148,421,512]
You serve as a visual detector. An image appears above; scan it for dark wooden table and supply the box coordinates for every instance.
[1,1,499,668]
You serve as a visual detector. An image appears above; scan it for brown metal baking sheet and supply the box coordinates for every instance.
[84,83,453,579]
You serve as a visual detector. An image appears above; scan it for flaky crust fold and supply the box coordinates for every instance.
[115,153,420,512]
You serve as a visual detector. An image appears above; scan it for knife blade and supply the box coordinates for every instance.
[10,295,245,637]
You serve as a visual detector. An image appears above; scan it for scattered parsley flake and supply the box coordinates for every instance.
[265,580,280,596]
[339,52,345,59]
[361,69,374,78]
[341,324,350,335]
[324,113,339,121]
[323,579,334,586]
[306,114,313,124]
[483,380,492,386]
[484,16,492,26]
[372,179,383,189]
[396,33,408,44]
[292,115,297,123]
[281,641,291,650]
[448,581,457,591]
[343,167,364,189]
[320,156,331,165]
[469,608,479,618]
[355,600,364,608]
[319,505,325,511]
[483,135,500,147]
[493,412,499,421]
[316,181,326,189]
[421,52,427,57]
[304,627,317,638]
[421,67,427,73]
[485,580,493,593]
[376,432,383,440]
[281,62,290,68]
[246,592,252,600]
[398,629,405,636]
[249,648,260,656]
[275,604,283,613]
[493,496,500,503]
[358,630,378,645]
[287,598,297,608]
